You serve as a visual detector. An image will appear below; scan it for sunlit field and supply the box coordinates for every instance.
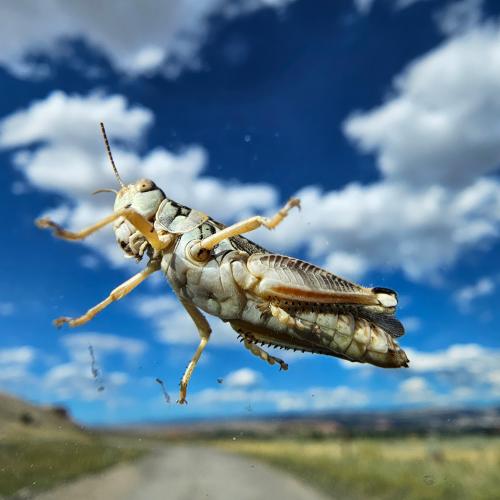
[217,436,500,500]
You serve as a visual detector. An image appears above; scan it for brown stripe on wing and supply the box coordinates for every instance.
[269,285,380,305]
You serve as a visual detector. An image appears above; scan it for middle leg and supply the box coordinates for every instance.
[178,299,212,404]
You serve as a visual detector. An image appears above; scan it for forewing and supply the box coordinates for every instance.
[248,253,381,306]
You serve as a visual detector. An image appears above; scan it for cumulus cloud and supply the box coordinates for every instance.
[62,332,147,363]
[0,346,36,384]
[353,0,376,15]
[4,19,500,286]
[354,0,429,15]
[192,384,369,411]
[344,26,500,187]
[42,333,148,400]
[398,376,436,403]
[435,0,484,36]
[134,295,240,346]
[0,0,296,80]
[224,367,262,388]
[392,343,500,405]
[0,347,35,365]
[332,22,500,280]
[0,91,277,268]
[454,277,495,311]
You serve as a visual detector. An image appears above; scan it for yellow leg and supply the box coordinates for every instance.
[190,197,300,255]
[54,263,159,328]
[36,208,166,252]
[178,299,212,404]
[243,338,288,371]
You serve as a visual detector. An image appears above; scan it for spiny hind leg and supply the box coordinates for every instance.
[178,299,212,404]
[241,335,288,371]
[190,198,300,256]
[256,300,317,333]
[36,208,166,251]
[54,263,159,328]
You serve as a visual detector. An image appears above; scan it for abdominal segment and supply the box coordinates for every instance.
[260,300,409,368]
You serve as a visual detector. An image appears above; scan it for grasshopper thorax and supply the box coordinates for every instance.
[113,178,165,260]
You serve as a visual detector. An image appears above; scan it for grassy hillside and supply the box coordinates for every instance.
[0,392,146,497]
[218,436,500,500]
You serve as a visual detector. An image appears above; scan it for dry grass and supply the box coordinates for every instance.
[0,436,146,497]
[0,392,149,497]
[217,436,500,500]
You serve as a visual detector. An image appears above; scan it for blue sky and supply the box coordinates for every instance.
[1,0,500,425]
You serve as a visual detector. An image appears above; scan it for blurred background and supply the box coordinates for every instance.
[0,0,499,498]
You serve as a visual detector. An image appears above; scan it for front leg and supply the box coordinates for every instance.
[189,198,300,257]
[36,208,166,252]
[178,299,212,404]
[55,262,160,328]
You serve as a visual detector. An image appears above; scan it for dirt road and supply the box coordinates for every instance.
[35,445,329,500]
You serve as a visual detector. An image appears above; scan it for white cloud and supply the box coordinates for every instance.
[354,0,376,15]
[330,22,500,280]
[0,346,35,366]
[134,295,239,346]
[32,333,147,401]
[323,251,368,281]
[398,376,435,403]
[62,332,147,363]
[0,346,36,384]
[395,0,430,9]
[0,91,152,152]
[191,384,369,411]
[5,18,500,290]
[393,343,500,406]
[344,25,500,187]
[354,0,429,15]
[0,91,277,268]
[454,276,495,311]
[224,367,262,388]
[435,0,484,36]
[43,362,129,401]
[407,343,498,375]
[258,178,500,280]
[0,0,297,80]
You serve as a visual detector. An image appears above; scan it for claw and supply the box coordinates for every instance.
[287,197,301,211]
[36,217,60,230]
[53,316,72,328]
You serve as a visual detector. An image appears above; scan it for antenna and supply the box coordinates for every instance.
[100,122,125,188]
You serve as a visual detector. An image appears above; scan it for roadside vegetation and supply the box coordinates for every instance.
[217,435,500,500]
[0,392,148,497]
[0,437,145,497]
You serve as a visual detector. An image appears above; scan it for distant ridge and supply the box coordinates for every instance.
[109,406,500,438]
[0,391,86,441]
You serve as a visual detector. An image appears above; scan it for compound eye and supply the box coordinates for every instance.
[136,179,156,192]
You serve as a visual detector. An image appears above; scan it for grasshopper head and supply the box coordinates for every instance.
[112,179,165,260]
[114,178,165,218]
[98,123,166,260]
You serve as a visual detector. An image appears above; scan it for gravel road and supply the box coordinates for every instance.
[35,445,329,500]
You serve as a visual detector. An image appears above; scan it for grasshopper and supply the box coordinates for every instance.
[36,123,409,404]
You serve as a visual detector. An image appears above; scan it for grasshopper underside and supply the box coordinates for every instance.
[36,123,409,403]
